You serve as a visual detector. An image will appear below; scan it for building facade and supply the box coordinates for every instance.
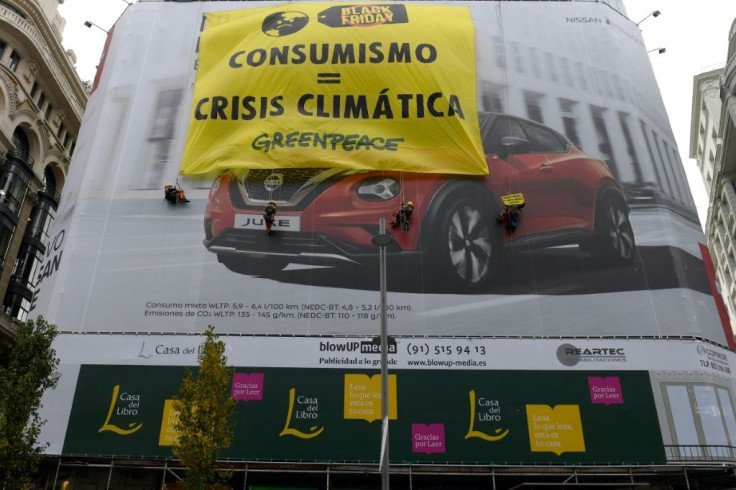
[20,1,736,489]
[0,0,86,348]
[691,19,736,331]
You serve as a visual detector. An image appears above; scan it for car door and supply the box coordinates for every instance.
[483,116,550,235]
[519,120,593,230]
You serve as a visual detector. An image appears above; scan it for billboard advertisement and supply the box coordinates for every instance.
[40,334,736,463]
[30,2,727,343]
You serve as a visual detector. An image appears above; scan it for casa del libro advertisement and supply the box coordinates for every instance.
[29,0,726,345]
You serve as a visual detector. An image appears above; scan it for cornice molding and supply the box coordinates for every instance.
[34,118,49,159]
[9,107,36,122]
[1,1,87,122]
[0,69,18,116]
[46,147,65,164]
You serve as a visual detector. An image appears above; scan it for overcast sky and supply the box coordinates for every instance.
[57,0,736,228]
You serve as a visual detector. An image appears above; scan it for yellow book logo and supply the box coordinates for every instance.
[98,385,143,435]
[279,388,325,439]
[464,390,509,441]
[526,404,585,456]
[158,399,180,446]
[344,374,397,422]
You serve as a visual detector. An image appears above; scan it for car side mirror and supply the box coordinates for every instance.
[498,136,531,160]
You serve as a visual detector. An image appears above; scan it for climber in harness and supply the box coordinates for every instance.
[390,201,414,232]
[497,203,524,233]
[164,182,189,205]
[264,200,277,234]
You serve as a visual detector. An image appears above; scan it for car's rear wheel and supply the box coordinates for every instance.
[591,192,636,265]
[427,186,500,291]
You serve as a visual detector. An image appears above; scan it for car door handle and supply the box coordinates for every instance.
[539,163,553,171]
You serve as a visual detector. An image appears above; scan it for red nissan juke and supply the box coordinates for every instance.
[204,112,635,290]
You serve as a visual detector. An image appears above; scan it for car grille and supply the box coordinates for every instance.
[242,168,328,202]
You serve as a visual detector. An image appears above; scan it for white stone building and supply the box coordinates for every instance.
[0,0,86,347]
[691,19,736,333]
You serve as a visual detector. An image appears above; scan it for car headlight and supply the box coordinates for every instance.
[357,178,400,201]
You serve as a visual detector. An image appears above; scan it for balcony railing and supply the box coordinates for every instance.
[38,187,61,205]
[5,148,34,168]
[665,445,736,463]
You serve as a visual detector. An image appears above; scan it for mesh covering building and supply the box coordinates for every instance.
[30,1,736,488]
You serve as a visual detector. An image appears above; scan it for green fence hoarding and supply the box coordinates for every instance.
[63,365,665,464]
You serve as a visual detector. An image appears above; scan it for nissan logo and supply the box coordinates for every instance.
[264,173,283,192]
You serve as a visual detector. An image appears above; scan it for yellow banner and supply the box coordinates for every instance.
[180,3,486,175]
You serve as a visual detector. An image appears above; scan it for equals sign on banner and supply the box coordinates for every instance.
[317,73,341,84]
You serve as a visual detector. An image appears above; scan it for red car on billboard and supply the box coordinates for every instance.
[204,113,635,290]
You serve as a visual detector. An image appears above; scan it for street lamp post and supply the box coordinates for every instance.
[635,9,661,26]
[371,218,394,490]
[83,21,109,34]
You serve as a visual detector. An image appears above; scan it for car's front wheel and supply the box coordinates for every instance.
[427,187,499,291]
[591,193,636,265]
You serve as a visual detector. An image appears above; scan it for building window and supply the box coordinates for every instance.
[0,164,31,215]
[30,81,37,98]
[1,129,33,215]
[37,92,45,108]
[524,91,545,124]
[559,99,581,148]
[44,104,52,121]
[491,36,505,70]
[10,245,43,287]
[511,42,524,74]
[3,292,30,322]
[575,62,588,91]
[26,198,56,244]
[69,141,76,156]
[0,220,14,271]
[56,124,64,139]
[0,40,6,61]
[8,50,20,72]
[618,112,642,181]
[560,58,573,88]
[63,133,70,148]
[544,52,558,82]
[528,46,541,79]
[663,383,736,458]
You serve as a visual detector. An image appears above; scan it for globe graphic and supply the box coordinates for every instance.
[262,11,309,37]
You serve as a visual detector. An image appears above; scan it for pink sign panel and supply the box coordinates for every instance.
[231,373,264,401]
[412,423,446,454]
[588,376,623,405]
